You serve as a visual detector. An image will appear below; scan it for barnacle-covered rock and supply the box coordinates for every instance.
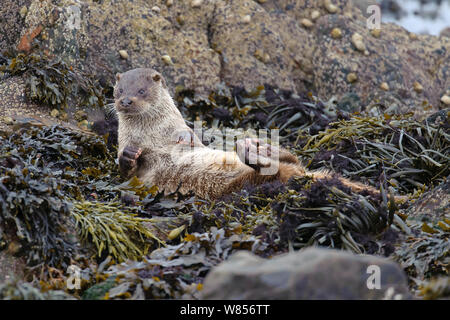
[312,13,449,118]
[0,0,32,49]
[1,0,448,115]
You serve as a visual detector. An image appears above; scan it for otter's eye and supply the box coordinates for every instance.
[138,89,145,95]
[119,88,123,94]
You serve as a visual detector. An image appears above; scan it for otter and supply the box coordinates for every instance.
[114,68,383,200]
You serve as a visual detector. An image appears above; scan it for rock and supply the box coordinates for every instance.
[74,110,88,121]
[337,92,361,113]
[191,0,203,8]
[242,14,251,24]
[324,0,338,14]
[311,10,320,21]
[331,28,343,39]
[0,251,26,283]
[1,0,448,117]
[201,248,411,299]
[406,178,449,224]
[161,54,174,65]
[371,29,381,38]
[312,13,449,119]
[300,18,314,28]
[78,119,89,130]
[1,116,14,125]
[440,27,450,38]
[0,0,32,49]
[50,109,60,118]
[119,50,129,60]
[353,0,378,15]
[380,82,390,91]
[346,72,358,83]
[441,95,450,105]
[413,81,423,93]
[351,32,367,52]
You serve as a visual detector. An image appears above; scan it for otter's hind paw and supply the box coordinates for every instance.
[236,138,272,171]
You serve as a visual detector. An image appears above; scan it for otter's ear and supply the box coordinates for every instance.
[116,73,121,82]
[152,74,167,88]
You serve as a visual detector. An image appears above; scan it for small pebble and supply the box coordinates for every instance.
[161,54,174,65]
[413,81,423,93]
[60,112,68,121]
[151,6,160,13]
[78,120,89,130]
[440,94,450,105]
[351,32,366,52]
[254,49,270,64]
[119,50,129,59]
[371,29,381,38]
[311,10,320,21]
[301,18,314,28]
[50,109,60,118]
[256,0,267,3]
[324,0,338,13]
[347,73,358,83]
[74,110,88,121]
[176,15,185,25]
[409,33,418,40]
[166,0,173,7]
[380,82,390,91]
[2,116,14,125]
[191,0,202,8]
[19,6,28,18]
[331,28,342,39]
[242,15,251,24]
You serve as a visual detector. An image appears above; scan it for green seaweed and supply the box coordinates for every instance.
[72,200,164,262]
[298,114,449,193]
[0,123,163,270]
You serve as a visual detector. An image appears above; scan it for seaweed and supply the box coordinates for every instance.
[419,277,450,300]
[72,201,164,262]
[298,114,449,193]
[0,122,164,269]
[394,216,449,280]
[205,175,395,255]
[0,74,448,300]
[0,278,73,300]
[0,134,77,268]
[0,45,104,109]
[176,85,342,144]
[88,225,266,299]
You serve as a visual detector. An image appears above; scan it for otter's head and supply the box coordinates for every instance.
[114,68,167,115]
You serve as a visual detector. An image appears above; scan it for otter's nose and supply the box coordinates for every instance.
[121,98,133,106]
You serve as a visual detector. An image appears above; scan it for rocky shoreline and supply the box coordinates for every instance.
[0,0,448,300]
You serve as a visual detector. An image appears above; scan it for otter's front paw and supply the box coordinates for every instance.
[119,146,142,178]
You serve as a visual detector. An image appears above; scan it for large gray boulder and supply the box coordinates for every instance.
[201,247,411,299]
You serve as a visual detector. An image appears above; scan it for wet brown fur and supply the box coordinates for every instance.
[114,68,382,200]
